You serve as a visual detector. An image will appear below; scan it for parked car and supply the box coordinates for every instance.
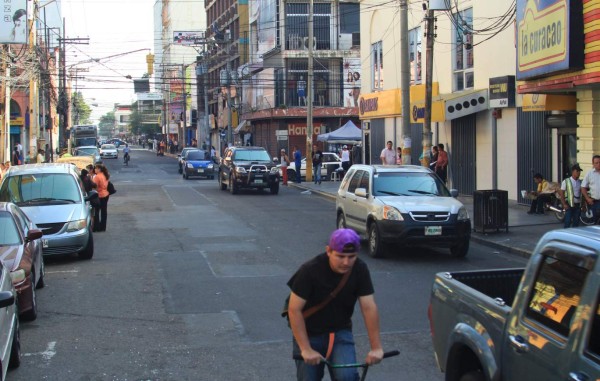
[99,144,118,159]
[107,138,126,148]
[182,149,216,180]
[0,203,44,321]
[335,165,471,258]
[0,164,97,260]
[429,227,600,381]
[279,152,343,180]
[73,146,102,164]
[218,146,280,195]
[177,147,200,174]
[0,261,21,375]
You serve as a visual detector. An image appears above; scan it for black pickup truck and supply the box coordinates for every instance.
[218,146,280,195]
[429,227,600,381]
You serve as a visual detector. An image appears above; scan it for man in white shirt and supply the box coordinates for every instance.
[380,141,395,165]
[582,155,600,222]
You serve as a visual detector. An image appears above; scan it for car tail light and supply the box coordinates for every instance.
[428,302,434,338]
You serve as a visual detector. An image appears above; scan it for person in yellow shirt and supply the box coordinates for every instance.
[528,173,557,214]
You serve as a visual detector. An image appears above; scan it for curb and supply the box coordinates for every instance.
[289,183,533,258]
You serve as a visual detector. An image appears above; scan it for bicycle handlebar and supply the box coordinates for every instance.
[292,350,400,364]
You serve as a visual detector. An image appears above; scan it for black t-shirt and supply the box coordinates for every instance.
[287,253,374,335]
[312,150,323,166]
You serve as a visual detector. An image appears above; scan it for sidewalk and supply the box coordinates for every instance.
[289,180,564,258]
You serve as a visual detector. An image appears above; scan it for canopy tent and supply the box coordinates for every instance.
[317,120,361,143]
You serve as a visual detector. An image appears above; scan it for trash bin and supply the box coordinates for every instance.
[473,190,508,233]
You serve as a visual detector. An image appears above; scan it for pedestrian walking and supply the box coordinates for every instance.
[44,144,51,163]
[582,154,600,221]
[559,164,583,228]
[287,228,384,381]
[280,149,291,186]
[11,147,20,166]
[396,147,402,165]
[429,145,439,171]
[380,141,395,165]
[312,144,323,185]
[92,164,110,232]
[340,145,351,174]
[294,146,302,183]
[435,143,449,183]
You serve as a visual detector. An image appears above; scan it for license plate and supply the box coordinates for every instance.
[197,169,204,173]
[42,239,49,248]
[425,226,442,236]
[254,179,263,184]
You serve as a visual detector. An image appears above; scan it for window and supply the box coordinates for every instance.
[586,293,600,359]
[358,171,370,191]
[408,27,422,85]
[452,8,474,91]
[372,41,384,90]
[373,172,451,197]
[0,213,21,245]
[339,3,359,34]
[285,3,331,50]
[526,256,588,337]
[347,170,364,193]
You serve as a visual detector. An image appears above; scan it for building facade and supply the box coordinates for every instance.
[359,0,586,202]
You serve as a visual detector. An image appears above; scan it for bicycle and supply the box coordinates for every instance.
[124,152,130,166]
[578,202,599,225]
[293,350,399,381]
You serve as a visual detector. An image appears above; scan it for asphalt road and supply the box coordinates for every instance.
[10,147,527,380]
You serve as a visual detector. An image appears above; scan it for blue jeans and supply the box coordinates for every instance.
[313,164,322,183]
[296,163,302,183]
[293,329,359,381]
[563,204,581,228]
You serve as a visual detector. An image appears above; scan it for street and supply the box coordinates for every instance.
[11,148,527,380]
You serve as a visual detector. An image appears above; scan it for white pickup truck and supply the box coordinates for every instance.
[428,227,600,381]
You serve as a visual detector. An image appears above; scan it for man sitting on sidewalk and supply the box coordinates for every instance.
[527,173,559,215]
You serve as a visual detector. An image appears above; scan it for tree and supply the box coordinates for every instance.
[129,101,161,137]
[71,92,92,125]
[99,111,115,138]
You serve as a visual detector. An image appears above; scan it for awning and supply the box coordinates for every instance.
[522,94,576,112]
[234,120,248,134]
[442,89,489,120]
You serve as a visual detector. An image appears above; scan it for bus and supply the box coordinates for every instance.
[71,125,99,148]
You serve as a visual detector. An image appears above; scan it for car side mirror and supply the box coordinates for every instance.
[450,189,459,198]
[27,229,43,241]
[355,188,368,198]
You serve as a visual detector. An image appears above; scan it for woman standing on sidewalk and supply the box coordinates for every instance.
[280,149,290,185]
[92,164,110,232]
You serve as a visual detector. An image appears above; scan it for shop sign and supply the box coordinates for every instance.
[489,76,515,108]
[287,124,323,136]
[516,0,583,80]
[409,102,445,123]
[358,89,402,119]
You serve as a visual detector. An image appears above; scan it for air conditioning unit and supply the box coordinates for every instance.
[339,34,352,50]
[303,37,317,50]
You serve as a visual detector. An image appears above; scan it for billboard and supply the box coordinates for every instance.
[0,0,28,44]
[516,0,584,80]
[173,31,205,46]
[343,58,361,108]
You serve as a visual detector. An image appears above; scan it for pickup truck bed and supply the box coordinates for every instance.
[449,269,523,307]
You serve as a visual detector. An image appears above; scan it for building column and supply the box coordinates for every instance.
[577,89,600,168]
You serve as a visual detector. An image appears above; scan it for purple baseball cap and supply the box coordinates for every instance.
[329,229,361,253]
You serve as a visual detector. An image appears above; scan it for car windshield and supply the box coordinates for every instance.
[373,172,451,197]
[187,151,209,160]
[75,148,97,156]
[0,212,21,245]
[0,173,81,205]
[233,150,271,161]
[101,145,115,150]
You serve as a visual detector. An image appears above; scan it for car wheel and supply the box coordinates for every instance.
[337,213,347,229]
[36,256,45,289]
[229,176,238,194]
[270,182,279,195]
[78,232,94,260]
[219,173,227,190]
[20,273,37,322]
[450,239,470,258]
[8,317,20,369]
[368,222,385,258]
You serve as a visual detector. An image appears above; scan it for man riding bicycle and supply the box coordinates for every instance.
[123,144,130,164]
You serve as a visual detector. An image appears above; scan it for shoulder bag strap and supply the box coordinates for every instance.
[302,270,351,319]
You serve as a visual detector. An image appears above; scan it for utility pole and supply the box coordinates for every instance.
[305,0,314,182]
[2,45,10,162]
[28,5,38,163]
[422,9,435,168]
[400,0,411,164]
[182,63,186,149]
[225,29,233,146]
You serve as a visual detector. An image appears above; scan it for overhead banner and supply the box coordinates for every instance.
[0,0,28,44]
[516,0,584,80]
[173,31,206,46]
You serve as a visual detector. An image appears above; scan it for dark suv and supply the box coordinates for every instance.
[218,146,280,195]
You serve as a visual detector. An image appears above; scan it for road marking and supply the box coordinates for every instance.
[23,341,57,361]
[45,270,79,274]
